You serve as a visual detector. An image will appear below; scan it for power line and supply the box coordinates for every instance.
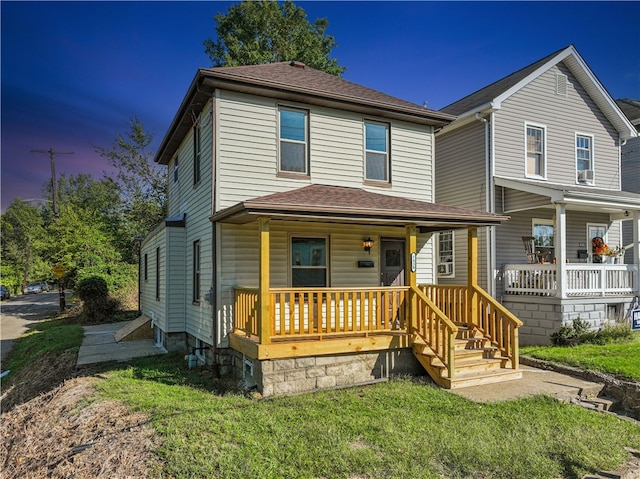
[30,148,74,219]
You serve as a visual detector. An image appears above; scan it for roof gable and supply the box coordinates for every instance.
[440,45,637,140]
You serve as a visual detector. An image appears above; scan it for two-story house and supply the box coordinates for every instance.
[435,45,640,345]
[139,61,523,395]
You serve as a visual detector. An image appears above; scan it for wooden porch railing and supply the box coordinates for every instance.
[503,263,638,297]
[233,287,408,340]
[419,284,522,369]
[234,284,522,373]
[411,286,458,379]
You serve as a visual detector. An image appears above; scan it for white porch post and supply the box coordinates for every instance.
[555,203,567,299]
[634,211,640,296]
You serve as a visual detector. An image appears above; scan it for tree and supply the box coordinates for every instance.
[0,199,46,292]
[204,0,345,76]
[96,117,167,261]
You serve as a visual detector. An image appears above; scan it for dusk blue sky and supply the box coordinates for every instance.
[2,1,639,210]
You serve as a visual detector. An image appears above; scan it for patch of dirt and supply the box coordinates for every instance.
[1,349,163,478]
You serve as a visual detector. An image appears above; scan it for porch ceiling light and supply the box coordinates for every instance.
[363,238,374,254]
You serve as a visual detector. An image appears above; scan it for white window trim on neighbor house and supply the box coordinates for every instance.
[525,122,547,180]
[437,230,455,278]
[278,106,309,176]
[193,125,201,185]
[193,240,201,303]
[364,120,390,184]
[532,218,554,263]
[575,132,595,185]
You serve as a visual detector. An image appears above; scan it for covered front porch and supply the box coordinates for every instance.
[213,185,523,391]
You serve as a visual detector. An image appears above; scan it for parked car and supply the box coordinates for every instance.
[0,285,10,300]
[25,282,48,294]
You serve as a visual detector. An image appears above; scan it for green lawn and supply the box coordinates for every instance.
[4,319,640,479]
[521,332,640,381]
[97,353,640,479]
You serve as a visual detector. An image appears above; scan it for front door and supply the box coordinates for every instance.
[381,239,405,287]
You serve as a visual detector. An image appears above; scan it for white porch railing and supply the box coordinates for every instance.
[503,263,638,297]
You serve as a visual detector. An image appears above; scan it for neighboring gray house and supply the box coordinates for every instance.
[618,99,640,262]
[139,61,522,395]
[435,45,640,344]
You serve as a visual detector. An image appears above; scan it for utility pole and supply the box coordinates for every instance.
[31,148,73,312]
[30,148,74,219]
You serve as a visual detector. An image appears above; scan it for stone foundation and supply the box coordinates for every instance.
[502,296,635,345]
[230,349,425,397]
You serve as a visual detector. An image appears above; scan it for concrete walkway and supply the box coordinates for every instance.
[452,364,605,403]
[77,321,167,367]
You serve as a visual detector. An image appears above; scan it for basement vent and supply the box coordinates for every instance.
[555,73,568,97]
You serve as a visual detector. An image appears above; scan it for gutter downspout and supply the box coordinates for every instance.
[475,113,494,297]
[210,94,220,378]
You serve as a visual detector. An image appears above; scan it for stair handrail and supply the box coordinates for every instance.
[411,285,459,379]
[471,286,523,368]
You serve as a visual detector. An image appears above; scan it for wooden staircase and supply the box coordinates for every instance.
[413,325,522,389]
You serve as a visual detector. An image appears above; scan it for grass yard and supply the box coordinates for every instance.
[97,353,640,479]
[521,331,640,381]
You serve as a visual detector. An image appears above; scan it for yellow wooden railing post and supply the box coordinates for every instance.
[467,227,478,329]
[258,217,271,345]
[406,224,417,333]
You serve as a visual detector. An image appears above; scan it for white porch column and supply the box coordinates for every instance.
[634,211,640,296]
[555,203,567,299]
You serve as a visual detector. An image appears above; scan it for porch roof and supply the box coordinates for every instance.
[495,176,640,213]
[210,184,508,231]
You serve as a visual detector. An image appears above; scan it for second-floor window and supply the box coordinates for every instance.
[173,157,179,183]
[576,134,594,184]
[279,107,308,175]
[526,125,545,178]
[365,121,390,182]
[193,126,201,185]
[437,230,454,277]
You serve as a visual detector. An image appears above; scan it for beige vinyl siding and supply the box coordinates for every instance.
[165,227,186,332]
[216,90,435,211]
[494,63,620,188]
[621,137,640,257]
[217,221,434,345]
[140,226,166,328]
[501,189,550,213]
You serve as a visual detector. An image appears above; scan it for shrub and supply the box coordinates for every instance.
[550,317,634,346]
[550,317,590,346]
[75,276,120,323]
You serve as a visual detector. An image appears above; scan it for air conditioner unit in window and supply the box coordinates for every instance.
[438,263,453,276]
[577,170,594,183]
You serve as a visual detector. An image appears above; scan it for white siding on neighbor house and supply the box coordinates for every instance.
[216,221,434,345]
[140,227,166,328]
[493,63,621,189]
[215,90,435,211]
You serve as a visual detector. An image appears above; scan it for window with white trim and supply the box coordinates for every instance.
[173,157,179,183]
[532,219,554,263]
[279,107,308,174]
[193,125,201,185]
[437,230,454,277]
[576,134,594,184]
[291,237,327,287]
[526,124,545,178]
[365,121,390,182]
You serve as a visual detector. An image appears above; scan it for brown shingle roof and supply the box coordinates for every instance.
[156,61,454,164]
[211,184,508,230]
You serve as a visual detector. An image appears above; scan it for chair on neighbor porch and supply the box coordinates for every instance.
[522,236,539,264]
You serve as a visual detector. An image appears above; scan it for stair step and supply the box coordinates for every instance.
[448,369,523,389]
